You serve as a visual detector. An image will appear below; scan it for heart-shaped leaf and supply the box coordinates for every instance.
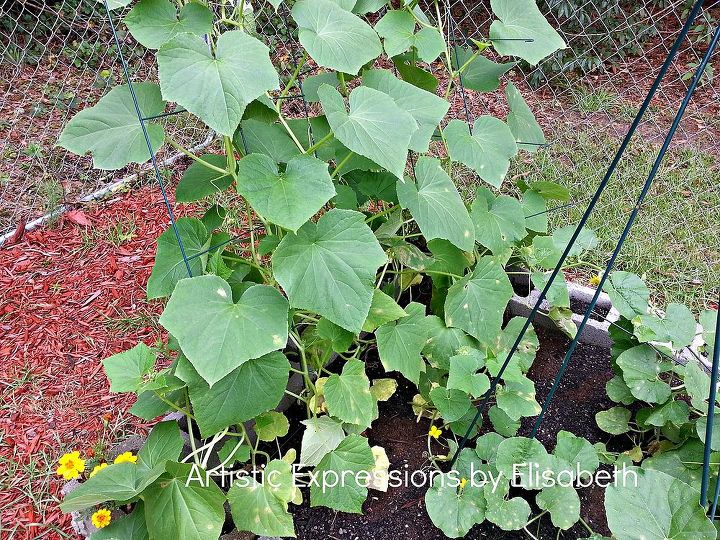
[236,153,335,232]
[180,352,291,437]
[362,69,449,153]
[445,117,518,188]
[444,256,513,341]
[605,467,716,540]
[158,30,278,136]
[292,0,382,75]
[376,302,430,384]
[471,187,526,254]
[124,0,212,49]
[489,0,566,65]
[159,275,289,386]
[397,156,475,251]
[143,462,226,540]
[319,84,416,179]
[310,434,375,513]
[58,83,165,170]
[273,209,386,333]
[324,360,375,428]
[374,10,444,63]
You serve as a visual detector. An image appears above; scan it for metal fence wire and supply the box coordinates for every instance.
[0,0,718,309]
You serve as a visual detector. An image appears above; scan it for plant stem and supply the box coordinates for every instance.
[305,132,334,155]
[331,152,354,178]
[266,92,306,152]
[277,51,308,106]
[365,204,396,222]
[166,136,229,176]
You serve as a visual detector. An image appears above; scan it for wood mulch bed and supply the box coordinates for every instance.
[0,184,183,539]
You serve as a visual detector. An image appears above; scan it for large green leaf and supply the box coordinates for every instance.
[425,473,485,538]
[489,0,566,65]
[292,0,382,74]
[319,84,416,179]
[138,420,184,471]
[444,256,513,341]
[124,0,212,49]
[635,303,696,349]
[374,10,444,63]
[603,271,649,319]
[423,315,478,369]
[300,416,346,467]
[147,218,211,299]
[430,386,472,422]
[362,289,407,332]
[505,82,545,152]
[553,430,599,477]
[452,46,516,92]
[596,407,631,435]
[617,345,672,404]
[228,460,295,537]
[605,467,715,540]
[181,352,290,438]
[448,349,490,398]
[58,83,165,170]
[236,153,335,232]
[536,486,580,530]
[362,69,449,153]
[103,342,156,393]
[397,156,475,251]
[471,187,526,254]
[60,463,156,512]
[143,462,225,540]
[157,31,278,136]
[310,434,375,513]
[175,155,232,203]
[273,209,386,333]
[444,117,518,188]
[376,302,430,384]
[496,376,541,420]
[324,359,375,428]
[159,275,289,386]
[495,436,550,489]
[235,119,300,163]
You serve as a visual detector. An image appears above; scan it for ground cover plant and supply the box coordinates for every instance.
[53,0,719,538]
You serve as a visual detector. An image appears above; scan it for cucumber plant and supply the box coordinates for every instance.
[56,0,717,538]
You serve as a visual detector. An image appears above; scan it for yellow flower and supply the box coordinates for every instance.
[459,478,468,489]
[113,452,138,464]
[428,425,443,439]
[90,463,108,477]
[589,274,601,287]
[56,451,86,480]
[91,508,112,529]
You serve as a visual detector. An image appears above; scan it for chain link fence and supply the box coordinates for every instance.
[1,0,718,309]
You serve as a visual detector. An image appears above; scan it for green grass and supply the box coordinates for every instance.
[508,126,719,313]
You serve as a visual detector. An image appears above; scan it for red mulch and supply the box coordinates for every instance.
[0,184,183,539]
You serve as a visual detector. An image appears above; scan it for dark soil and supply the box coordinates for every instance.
[287,326,616,540]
